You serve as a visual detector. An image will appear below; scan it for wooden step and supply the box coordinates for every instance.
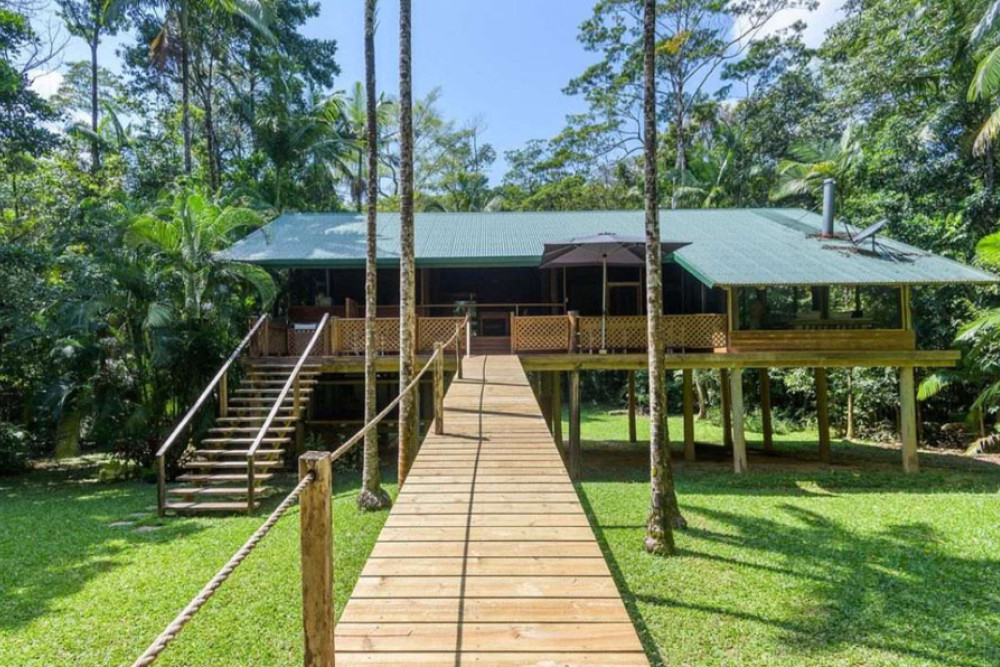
[234,387,314,395]
[192,447,286,455]
[228,397,311,404]
[168,486,270,497]
[177,473,274,483]
[182,460,283,469]
[164,501,260,513]
[226,407,297,413]
[208,426,295,434]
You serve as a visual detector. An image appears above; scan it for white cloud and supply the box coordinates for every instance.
[735,0,848,49]
[29,68,64,99]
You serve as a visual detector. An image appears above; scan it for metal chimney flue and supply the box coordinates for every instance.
[822,179,836,238]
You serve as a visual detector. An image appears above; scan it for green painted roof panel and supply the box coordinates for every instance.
[218,208,998,287]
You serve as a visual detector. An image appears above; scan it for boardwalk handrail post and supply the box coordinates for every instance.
[434,342,445,434]
[465,316,472,357]
[299,451,334,667]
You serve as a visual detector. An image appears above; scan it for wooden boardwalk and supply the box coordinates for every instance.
[335,355,649,666]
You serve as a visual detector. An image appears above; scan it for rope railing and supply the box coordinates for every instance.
[131,472,316,667]
[131,314,469,667]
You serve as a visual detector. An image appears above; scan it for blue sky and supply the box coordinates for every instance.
[32,0,846,182]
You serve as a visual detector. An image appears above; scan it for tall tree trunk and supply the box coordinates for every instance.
[359,0,390,511]
[89,35,101,173]
[643,0,680,557]
[179,1,193,175]
[397,0,418,485]
[846,369,855,440]
[670,75,685,210]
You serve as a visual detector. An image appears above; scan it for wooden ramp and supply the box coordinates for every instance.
[336,355,649,666]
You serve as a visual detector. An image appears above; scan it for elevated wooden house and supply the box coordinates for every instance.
[156,207,996,513]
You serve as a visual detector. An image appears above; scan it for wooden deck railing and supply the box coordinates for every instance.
[511,313,729,353]
[254,315,467,357]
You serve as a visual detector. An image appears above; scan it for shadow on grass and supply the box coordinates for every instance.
[577,460,1000,666]
[0,460,210,632]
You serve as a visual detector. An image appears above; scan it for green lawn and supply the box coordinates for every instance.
[2,408,999,666]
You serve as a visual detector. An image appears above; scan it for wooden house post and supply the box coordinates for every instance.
[299,452,334,667]
[815,368,831,463]
[729,369,747,474]
[759,369,773,453]
[627,370,637,443]
[682,369,695,462]
[550,371,563,450]
[569,369,581,480]
[719,369,733,448]
[900,366,919,473]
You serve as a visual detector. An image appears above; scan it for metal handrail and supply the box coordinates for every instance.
[329,314,468,464]
[156,314,268,513]
[245,314,331,509]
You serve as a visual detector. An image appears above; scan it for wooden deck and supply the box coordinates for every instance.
[335,355,649,666]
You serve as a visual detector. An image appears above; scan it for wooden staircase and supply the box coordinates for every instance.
[163,361,322,513]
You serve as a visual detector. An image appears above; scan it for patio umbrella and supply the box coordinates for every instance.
[540,233,690,351]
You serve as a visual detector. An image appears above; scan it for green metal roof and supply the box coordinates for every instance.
[218,208,998,287]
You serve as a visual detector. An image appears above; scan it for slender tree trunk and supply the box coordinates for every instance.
[643,0,680,557]
[89,35,101,173]
[11,172,19,219]
[179,1,193,175]
[359,0,390,511]
[694,370,707,419]
[846,369,855,441]
[397,0,418,485]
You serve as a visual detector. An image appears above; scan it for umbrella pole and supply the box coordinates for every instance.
[601,257,607,353]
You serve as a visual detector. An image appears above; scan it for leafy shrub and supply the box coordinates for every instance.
[0,422,32,474]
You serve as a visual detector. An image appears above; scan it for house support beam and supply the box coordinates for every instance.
[720,369,733,448]
[729,369,747,474]
[759,369,773,453]
[569,369,581,481]
[627,370,637,444]
[682,369,695,462]
[815,368,831,463]
[900,366,919,473]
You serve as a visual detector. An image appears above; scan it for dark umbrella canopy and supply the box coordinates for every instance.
[539,233,689,268]
[539,233,691,352]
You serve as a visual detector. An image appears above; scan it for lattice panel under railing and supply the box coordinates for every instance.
[574,314,728,352]
[418,317,465,352]
[512,315,570,351]
[288,321,331,357]
[664,314,728,349]
[333,318,400,355]
[252,322,289,357]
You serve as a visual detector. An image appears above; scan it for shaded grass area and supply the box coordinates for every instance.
[0,458,395,667]
[4,405,1000,667]
[576,408,1000,666]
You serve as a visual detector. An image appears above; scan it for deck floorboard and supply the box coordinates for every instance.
[336,355,649,666]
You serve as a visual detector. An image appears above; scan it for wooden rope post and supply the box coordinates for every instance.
[569,369,581,481]
[682,369,695,462]
[434,343,445,435]
[627,370,637,444]
[465,318,472,357]
[815,368,830,463]
[455,323,463,379]
[900,366,919,473]
[299,452,334,667]
[759,369,773,453]
[729,369,748,474]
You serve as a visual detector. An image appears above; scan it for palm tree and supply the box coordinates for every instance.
[126,188,276,321]
[397,0,418,485]
[771,126,861,204]
[342,81,396,211]
[56,0,127,173]
[970,0,1000,154]
[358,0,391,511]
[642,0,680,556]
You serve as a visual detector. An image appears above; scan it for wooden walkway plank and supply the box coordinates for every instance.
[336,355,648,665]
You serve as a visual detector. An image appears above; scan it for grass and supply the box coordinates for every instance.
[1,407,999,666]
[575,406,1000,667]
[0,459,396,667]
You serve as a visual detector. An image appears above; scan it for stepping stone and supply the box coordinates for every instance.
[109,521,135,528]
[133,525,161,533]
